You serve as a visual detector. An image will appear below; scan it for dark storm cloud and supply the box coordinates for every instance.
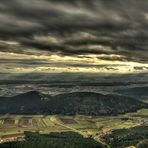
[0,0,148,62]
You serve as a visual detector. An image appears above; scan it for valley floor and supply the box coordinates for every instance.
[0,109,148,147]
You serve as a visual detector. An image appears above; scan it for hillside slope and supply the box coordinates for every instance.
[115,86,148,101]
[0,91,147,115]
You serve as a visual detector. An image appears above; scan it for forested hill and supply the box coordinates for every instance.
[0,131,105,148]
[0,91,147,115]
[116,86,148,99]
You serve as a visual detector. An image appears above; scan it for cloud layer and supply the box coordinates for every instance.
[0,0,148,74]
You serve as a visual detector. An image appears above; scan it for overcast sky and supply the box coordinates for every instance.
[0,0,148,75]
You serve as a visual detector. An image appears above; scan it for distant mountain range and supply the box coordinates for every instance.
[0,91,147,115]
[116,86,148,102]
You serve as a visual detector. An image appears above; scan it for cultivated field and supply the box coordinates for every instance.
[0,109,147,143]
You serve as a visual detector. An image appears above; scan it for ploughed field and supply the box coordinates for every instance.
[0,109,147,147]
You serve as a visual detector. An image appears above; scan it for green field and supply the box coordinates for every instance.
[0,109,148,147]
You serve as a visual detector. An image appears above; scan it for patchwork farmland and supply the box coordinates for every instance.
[0,109,148,144]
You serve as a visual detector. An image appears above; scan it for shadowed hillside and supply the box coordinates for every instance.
[0,91,147,115]
[116,86,148,102]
